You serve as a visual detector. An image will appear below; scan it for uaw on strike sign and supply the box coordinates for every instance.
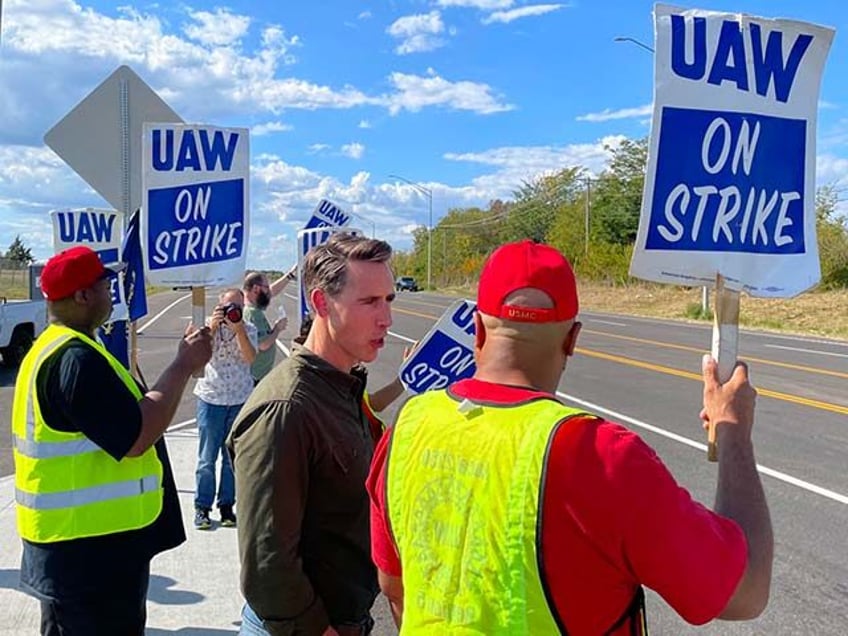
[400,300,477,394]
[142,124,249,286]
[630,5,834,297]
[50,208,127,322]
[297,199,353,323]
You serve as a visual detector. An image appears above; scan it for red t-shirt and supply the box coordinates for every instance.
[366,378,747,634]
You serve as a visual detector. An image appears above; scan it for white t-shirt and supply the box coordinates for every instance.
[193,321,258,406]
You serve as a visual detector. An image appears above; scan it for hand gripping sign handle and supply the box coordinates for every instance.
[191,287,206,378]
[708,274,740,462]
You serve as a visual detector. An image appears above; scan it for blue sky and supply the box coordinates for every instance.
[1,0,846,270]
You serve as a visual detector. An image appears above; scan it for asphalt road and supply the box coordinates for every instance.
[1,289,847,634]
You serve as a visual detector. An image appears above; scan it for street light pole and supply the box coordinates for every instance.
[388,174,433,290]
[350,209,377,238]
[584,178,591,256]
[612,36,655,53]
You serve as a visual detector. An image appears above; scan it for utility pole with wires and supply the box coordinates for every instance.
[613,33,712,314]
[389,174,433,290]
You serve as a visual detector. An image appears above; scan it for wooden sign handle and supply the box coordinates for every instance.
[191,287,206,378]
[708,274,740,462]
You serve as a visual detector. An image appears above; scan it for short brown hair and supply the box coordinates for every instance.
[219,288,244,303]
[303,233,392,301]
[243,272,265,291]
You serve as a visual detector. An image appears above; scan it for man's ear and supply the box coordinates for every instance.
[563,321,581,357]
[311,288,329,317]
[474,311,486,351]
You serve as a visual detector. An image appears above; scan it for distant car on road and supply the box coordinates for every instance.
[395,276,419,292]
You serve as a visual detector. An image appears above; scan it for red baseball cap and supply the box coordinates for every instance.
[40,246,125,301]
[477,240,578,323]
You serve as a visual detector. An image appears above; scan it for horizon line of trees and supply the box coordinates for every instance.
[392,137,848,291]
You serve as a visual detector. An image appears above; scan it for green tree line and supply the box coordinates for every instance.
[393,137,848,291]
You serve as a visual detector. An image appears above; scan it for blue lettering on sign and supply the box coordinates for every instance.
[450,302,477,337]
[402,331,476,394]
[670,14,813,103]
[147,179,244,269]
[647,107,805,254]
[152,129,239,172]
[57,212,116,243]
[313,200,351,226]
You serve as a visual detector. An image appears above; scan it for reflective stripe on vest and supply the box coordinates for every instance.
[12,324,163,543]
[13,435,100,459]
[16,474,160,510]
[386,389,589,635]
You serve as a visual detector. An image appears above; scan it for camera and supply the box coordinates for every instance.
[221,302,242,323]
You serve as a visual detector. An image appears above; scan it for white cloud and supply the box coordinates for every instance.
[816,154,848,186]
[0,145,125,262]
[1,138,622,267]
[0,0,511,144]
[251,121,294,136]
[385,69,512,115]
[307,144,331,154]
[358,11,372,20]
[183,8,250,47]
[358,120,372,129]
[444,136,625,199]
[8,130,847,270]
[576,104,653,122]
[341,143,365,159]
[482,4,564,25]
[437,0,514,9]
[387,11,446,55]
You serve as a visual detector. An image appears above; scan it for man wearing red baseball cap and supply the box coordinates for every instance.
[367,240,772,634]
[12,245,212,635]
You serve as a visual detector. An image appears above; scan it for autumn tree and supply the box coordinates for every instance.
[589,137,648,245]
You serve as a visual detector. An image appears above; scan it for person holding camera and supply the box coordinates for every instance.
[193,288,257,530]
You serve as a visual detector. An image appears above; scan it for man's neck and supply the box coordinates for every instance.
[50,316,96,339]
[303,325,355,373]
[474,356,559,394]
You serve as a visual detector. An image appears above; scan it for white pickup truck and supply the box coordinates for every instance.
[0,297,47,367]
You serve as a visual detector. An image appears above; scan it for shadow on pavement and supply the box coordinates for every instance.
[147,575,205,606]
[147,629,238,635]
[0,568,20,590]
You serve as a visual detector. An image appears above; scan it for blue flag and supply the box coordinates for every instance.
[122,209,148,321]
[98,320,129,369]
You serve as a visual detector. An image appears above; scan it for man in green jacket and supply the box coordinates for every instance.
[228,233,395,636]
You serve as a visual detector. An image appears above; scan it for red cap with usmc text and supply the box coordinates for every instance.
[476,240,578,323]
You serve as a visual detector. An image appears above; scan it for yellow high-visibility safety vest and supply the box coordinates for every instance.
[386,389,647,635]
[12,324,163,543]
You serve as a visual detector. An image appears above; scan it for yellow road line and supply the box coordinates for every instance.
[392,306,439,320]
[584,329,848,380]
[577,348,848,416]
[386,309,847,414]
[394,297,459,310]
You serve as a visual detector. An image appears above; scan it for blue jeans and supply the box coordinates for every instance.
[239,603,374,635]
[195,399,240,510]
[239,603,271,635]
